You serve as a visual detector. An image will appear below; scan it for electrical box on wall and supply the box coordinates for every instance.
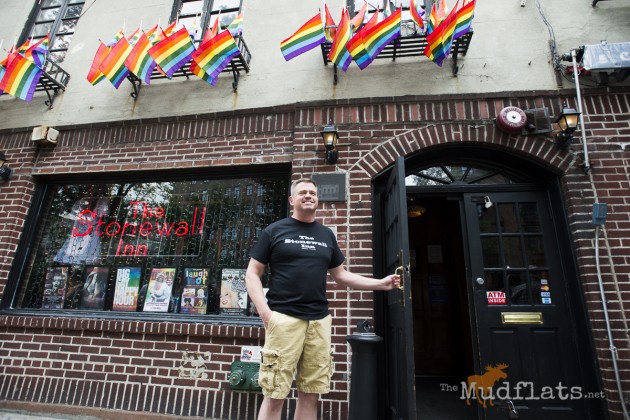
[228,361,261,391]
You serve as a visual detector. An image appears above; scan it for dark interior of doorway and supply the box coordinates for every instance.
[408,196,477,419]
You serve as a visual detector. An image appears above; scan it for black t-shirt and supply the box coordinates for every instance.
[249,217,345,320]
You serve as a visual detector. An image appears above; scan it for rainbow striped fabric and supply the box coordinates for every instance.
[86,42,108,85]
[148,27,196,78]
[227,12,244,36]
[350,2,367,32]
[424,1,459,67]
[280,13,326,61]
[410,0,426,32]
[324,4,337,41]
[453,0,475,40]
[106,30,124,47]
[346,8,379,69]
[0,52,43,101]
[98,36,132,88]
[25,35,49,68]
[125,32,158,84]
[191,30,240,86]
[348,8,401,70]
[328,8,353,72]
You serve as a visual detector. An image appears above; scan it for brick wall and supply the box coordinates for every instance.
[0,87,629,419]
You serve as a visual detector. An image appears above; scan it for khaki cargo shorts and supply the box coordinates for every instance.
[258,311,333,399]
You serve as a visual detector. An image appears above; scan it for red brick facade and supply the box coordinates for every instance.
[1,87,629,419]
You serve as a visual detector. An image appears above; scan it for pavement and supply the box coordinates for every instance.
[0,404,207,420]
[0,409,99,420]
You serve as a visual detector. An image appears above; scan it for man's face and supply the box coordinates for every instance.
[290,182,318,214]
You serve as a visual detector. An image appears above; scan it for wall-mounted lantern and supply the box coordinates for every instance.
[320,124,339,164]
[0,151,12,181]
[555,104,581,147]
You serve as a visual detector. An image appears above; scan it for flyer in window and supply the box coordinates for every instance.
[181,268,209,314]
[112,267,141,311]
[220,268,248,315]
[42,266,69,309]
[143,267,176,312]
[80,266,110,309]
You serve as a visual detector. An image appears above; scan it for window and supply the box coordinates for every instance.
[9,174,288,318]
[21,0,85,64]
[172,0,242,41]
[349,0,426,36]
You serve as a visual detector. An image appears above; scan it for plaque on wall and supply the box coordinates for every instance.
[312,173,346,202]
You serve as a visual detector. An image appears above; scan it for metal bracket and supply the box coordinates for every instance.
[230,61,240,92]
[127,74,142,100]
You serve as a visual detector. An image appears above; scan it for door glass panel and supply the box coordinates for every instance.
[58,18,79,33]
[503,236,524,267]
[64,5,83,18]
[478,206,496,233]
[32,22,54,37]
[530,271,549,305]
[519,202,541,232]
[499,203,519,233]
[484,271,504,292]
[51,34,73,50]
[181,0,204,15]
[481,237,500,267]
[42,0,63,6]
[213,0,240,10]
[524,236,546,267]
[508,271,528,304]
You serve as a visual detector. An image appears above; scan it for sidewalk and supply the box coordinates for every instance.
[0,408,99,420]
[0,403,214,420]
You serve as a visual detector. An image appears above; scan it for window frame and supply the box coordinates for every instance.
[170,0,243,42]
[1,164,290,325]
[19,0,86,65]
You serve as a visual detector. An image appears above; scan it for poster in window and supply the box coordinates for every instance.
[112,267,141,311]
[143,268,176,312]
[180,268,209,314]
[80,266,110,309]
[220,268,248,315]
[42,266,69,309]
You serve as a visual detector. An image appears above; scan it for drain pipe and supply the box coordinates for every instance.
[593,203,630,420]
[570,49,591,173]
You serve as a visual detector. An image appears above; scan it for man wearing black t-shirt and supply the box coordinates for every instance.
[246,177,400,420]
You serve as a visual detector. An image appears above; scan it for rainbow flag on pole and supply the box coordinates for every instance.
[87,42,108,85]
[424,1,459,67]
[410,0,426,32]
[362,7,401,63]
[25,35,49,68]
[98,36,132,88]
[191,30,240,86]
[453,0,475,40]
[280,13,326,61]
[0,52,43,101]
[346,8,379,69]
[125,32,158,84]
[350,2,367,32]
[227,12,244,36]
[328,8,353,72]
[148,27,196,78]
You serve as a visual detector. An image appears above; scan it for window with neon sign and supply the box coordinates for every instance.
[15,175,288,316]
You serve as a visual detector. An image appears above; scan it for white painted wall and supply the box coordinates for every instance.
[0,0,628,130]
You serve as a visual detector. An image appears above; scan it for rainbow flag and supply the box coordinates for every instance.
[424,1,459,67]
[410,0,426,32]
[191,30,240,86]
[25,35,49,68]
[453,0,475,40]
[328,8,352,72]
[280,13,326,61]
[125,32,158,84]
[148,27,196,78]
[161,22,177,39]
[227,12,244,36]
[106,29,124,47]
[346,8,379,69]
[427,3,438,34]
[363,7,401,62]
[350,2,367,32]
[145,24,161,44]
[127,28,142,46]
[98,36,132,88]
[0,53,43,101]
[87,42,108,85]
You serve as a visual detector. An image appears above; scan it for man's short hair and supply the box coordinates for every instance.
[291,177,317,195]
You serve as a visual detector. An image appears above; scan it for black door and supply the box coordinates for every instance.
[463,191,588,419]
[375,157,416,420]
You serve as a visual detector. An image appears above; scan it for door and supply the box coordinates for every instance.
[375,157,416,420]
[463,191,587,419]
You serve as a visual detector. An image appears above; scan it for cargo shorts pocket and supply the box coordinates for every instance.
[259,349,281,390]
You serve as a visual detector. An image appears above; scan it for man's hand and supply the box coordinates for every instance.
[383,274,401,290]
[259,308,274,329]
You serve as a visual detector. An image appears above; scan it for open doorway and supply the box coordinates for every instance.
[407,196,476,419]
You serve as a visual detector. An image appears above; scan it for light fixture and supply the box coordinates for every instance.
[408,205,427,218]
[554,104,581,147]
[0,151,12,181]
[320,124,339,164]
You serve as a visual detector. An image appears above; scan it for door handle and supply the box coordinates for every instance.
[395,249,410,308]
[506,400,518,418]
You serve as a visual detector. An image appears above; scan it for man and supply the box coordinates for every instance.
[245,177,401,420]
